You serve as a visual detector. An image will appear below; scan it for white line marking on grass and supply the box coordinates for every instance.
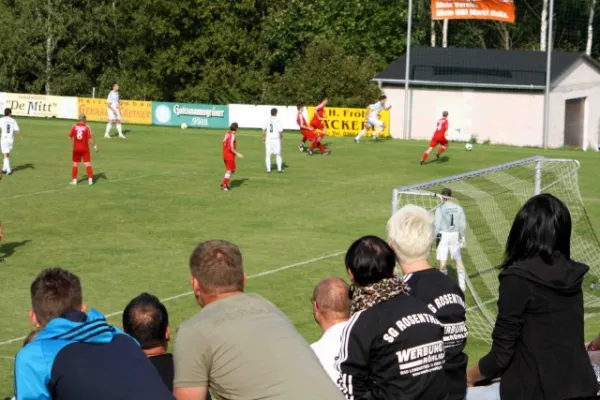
[0,172,175,202]
[466,297,497,312]
[0,356,14,360]
[0,251,345,347]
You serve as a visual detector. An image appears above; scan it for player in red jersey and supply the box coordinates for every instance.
[69,113,98,186]
[421,111,449,165]
[310,95,328,136]
[221,122,244,191]
[296,104,329,156]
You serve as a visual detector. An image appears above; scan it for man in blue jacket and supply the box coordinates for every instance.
[14,267,174,400]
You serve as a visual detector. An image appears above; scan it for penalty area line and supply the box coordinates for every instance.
[0,250,345,347]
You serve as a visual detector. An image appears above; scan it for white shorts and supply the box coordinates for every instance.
[265,139,281,156]
[436,232,462,262]
[366,117,384,129]
[1,139,13,154]
[108,108,121,121]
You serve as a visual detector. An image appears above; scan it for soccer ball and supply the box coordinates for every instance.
[465,143,473,151]
[181,123,188,130]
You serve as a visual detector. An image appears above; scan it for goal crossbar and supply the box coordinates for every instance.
[391,156,580,215]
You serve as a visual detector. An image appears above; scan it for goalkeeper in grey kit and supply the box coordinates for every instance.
[435,188,467,292]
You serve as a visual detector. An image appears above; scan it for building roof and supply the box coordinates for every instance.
[374,47,600,90]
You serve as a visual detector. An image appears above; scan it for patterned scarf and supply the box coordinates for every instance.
[350,276,410,315]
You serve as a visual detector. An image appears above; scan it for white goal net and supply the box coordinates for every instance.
[392,156,600,343]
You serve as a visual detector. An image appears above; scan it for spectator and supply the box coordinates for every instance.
[387,205,468,400]
[466,194,599,399]
[336,235,447,400]
[14,268,174,400]
[311,277,350,382]
[173,240,343,400]
[123,293,207,397]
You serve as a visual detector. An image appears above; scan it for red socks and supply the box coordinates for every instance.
[72,165,78,180]
[437,146,447,156]
[421,152,430,163]
[309,134,326,153]
[222,172,232,187]
[86,165,93,179]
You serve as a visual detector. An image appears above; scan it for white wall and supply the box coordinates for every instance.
[385,86,545,146]
[229,104,299,130]
[548,61,600,150]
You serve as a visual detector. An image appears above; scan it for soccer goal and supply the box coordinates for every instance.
[392,156,600,343]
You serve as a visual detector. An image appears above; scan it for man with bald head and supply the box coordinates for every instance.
[311,277,351,382]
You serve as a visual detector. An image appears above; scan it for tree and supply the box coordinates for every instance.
[587,0,597,56]
[262,41,381,108]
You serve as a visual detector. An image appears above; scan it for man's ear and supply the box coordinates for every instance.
[29,309,40,328]
[243,273,247,286]
[165,325,171,341]
[80,303,87,313]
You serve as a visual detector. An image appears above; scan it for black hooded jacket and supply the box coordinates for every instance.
[478,254,599,399]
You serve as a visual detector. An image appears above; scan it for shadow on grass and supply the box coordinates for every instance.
[229,178,249,188]
[78,172,108,184]
[0,239,32,260]
[11,163,35,173]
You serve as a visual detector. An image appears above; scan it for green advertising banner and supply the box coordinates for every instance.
[152,102,229,129]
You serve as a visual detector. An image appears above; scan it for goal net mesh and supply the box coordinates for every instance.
[392,156,600,343]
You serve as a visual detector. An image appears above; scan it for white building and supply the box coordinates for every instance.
[374,47,600,150]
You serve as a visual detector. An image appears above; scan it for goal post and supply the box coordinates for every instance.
[391,156,599,343]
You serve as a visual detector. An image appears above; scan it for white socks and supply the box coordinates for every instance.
[355,129,367,141]
[372,127,383,137]
[3,158,10,173]
[276,155,283,172]
[105,123,112,136]
[117,124,123,136]
[458,270,466,292]
[266,156,271,173]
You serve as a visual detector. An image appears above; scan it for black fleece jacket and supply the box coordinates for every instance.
[479,254,598,399]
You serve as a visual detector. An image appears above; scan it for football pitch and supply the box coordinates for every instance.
[0,118,599,395]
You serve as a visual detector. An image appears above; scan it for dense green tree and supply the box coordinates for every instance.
[0,0,596,104]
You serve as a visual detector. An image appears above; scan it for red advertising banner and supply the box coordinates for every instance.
[431,0,515,23]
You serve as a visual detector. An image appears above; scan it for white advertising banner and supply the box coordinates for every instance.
[228,104,300,131]
[0,93,5,111]
[4,93,78,119]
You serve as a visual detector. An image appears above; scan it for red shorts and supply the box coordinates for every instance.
[72,151,91,163]
[224,158,236,172]
[301,130,324,142]
[310,118,325,131]
[429,136,448,148]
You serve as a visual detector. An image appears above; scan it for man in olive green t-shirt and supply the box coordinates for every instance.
[173,240,344,400]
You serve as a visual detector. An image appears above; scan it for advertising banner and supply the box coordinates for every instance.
[307,106,390,137]
[78,98,152,124]
[5,93,78,119]
[431,0,515,23]
[228,104,299,130]
[152,102,229,129]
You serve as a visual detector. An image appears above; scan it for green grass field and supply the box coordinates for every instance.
[0,118,599,395]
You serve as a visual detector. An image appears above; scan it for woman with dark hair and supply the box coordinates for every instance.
[335,235,447,400]
[466,194,598,399]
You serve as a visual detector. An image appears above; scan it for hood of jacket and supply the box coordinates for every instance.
[34,308,123,344]
[501,254,589,294]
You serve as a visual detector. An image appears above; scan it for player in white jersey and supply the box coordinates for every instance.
[105,83,125,139]
[261,108,284,173]
[0,108,24,176]
[434,188,467,291]
[354,95,391,143]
